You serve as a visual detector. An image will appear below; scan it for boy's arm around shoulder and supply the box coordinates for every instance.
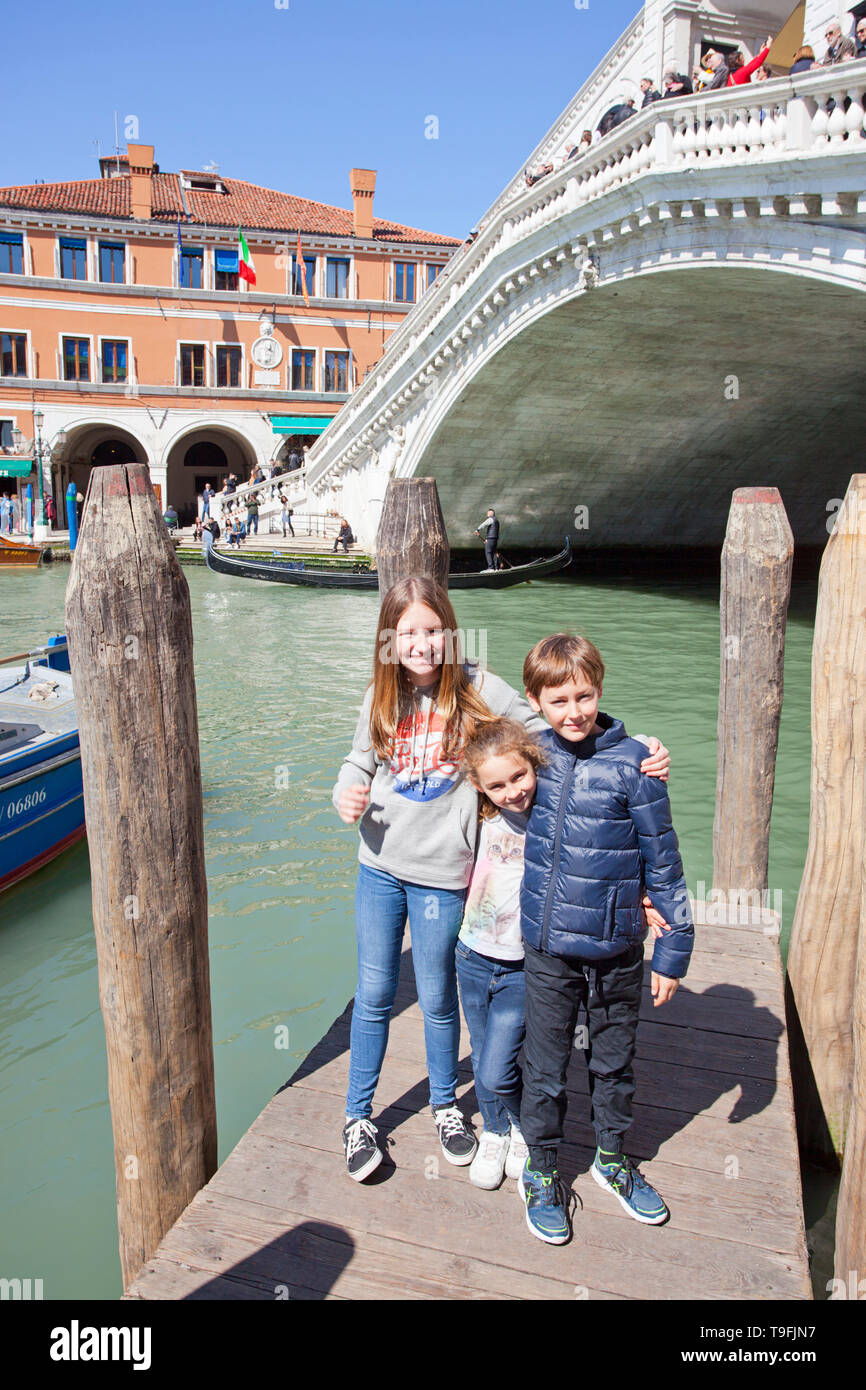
[331,686,378,812]
[472,666,547,735]
[621,762,694,979]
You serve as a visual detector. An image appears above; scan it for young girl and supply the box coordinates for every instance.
[458,718,671,1191]
[333,577,670,1182]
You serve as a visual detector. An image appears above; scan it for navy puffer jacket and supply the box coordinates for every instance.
[521,716,694,978]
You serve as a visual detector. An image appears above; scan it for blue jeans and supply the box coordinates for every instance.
[455,940,525,1135]
[248,514,258,535]
[346,864,467,1120]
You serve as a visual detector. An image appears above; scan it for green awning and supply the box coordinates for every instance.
[0,458,33,477]
[270,416,334,436]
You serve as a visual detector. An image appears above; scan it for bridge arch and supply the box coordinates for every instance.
[407,260,866,550]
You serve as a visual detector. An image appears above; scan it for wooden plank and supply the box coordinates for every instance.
[249,1085,805,1255]
[197,1128,808,1300]
[146,1188,603,1301]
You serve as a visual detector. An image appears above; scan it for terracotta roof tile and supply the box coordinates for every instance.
[0,170,460,247]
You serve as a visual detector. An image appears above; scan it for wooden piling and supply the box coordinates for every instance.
[835,842,866,1282]
[713,487,794,902]
[64,462,217,1290]
[375,477,450,594]
[787,474,866,1163]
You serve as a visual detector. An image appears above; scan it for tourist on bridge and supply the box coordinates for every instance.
[640,78,662,106]
[857,19,866,58]
[246,492,259,536]
[819,21,856,64]
[223,471,238,496]
[790,44,816,74]
[662,68,693,96]
[201,482,214,520]
[475,508,500,571]
[279,490,295,538]
[596,98,636,137]
[45,495,56,530]
[695,51,729,90]
[718,37,774,85]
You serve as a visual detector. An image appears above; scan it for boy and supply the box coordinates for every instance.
[518,633,694,1243]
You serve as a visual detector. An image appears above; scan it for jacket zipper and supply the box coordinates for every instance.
[540,747,577,952]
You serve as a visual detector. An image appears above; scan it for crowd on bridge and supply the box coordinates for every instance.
[525,13,866,188]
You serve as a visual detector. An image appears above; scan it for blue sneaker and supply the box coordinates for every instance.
[591,1153,669,1224]
[519,1162,572,1244]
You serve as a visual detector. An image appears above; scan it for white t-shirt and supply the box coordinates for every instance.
[458,806,528,961]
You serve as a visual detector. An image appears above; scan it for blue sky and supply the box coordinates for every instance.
[7,0,639,239]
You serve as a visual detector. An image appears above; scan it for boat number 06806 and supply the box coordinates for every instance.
[7,787,47,817]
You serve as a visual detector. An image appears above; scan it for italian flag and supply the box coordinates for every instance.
[238,227,256,286]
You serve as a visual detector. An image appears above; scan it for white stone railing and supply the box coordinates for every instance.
[205,468,309,525]
[306,62,866,493]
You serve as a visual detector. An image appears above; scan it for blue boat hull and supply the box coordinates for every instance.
[0,744,85,892]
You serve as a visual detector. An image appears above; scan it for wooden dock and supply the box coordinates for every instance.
[125,908,811,1301]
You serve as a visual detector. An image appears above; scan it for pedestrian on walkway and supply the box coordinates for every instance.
[279,490,295,538]
[201,483,214,520]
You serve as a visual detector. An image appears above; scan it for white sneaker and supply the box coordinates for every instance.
[469,1130,510,1189]
[505,1124,529,1180]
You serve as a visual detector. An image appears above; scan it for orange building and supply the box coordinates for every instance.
[0,145,459,531]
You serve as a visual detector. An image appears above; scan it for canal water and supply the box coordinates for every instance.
[0,557,819,1299]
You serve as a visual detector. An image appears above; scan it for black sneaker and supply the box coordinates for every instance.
[342,1117,383,1182]
[432,1104,477,1165]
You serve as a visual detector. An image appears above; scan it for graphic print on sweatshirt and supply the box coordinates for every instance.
[391,706,459,802]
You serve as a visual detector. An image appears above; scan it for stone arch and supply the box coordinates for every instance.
[52,420,148,514]
[406,262,866,550]
[163,423,259,525]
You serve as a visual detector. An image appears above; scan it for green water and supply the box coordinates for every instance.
[0,560,817,1299]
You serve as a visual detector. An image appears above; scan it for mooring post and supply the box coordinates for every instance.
[835,839,866,1283]
[64,462,217,1290]
[375,476,450,594]
[787,473,866,1164]
[712,487,794,905]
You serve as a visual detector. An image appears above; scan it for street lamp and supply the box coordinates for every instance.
[33,408,47,539]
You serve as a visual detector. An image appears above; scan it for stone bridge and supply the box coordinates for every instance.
[304,63,866,552]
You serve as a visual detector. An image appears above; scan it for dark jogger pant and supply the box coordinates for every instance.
[520,938,644,1156]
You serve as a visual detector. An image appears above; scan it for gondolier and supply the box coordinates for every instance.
[474,509,500,571]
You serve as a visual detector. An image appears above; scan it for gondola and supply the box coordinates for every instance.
[202,530,571,589]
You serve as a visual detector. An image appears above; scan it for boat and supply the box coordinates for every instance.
[0,534,52,566]
[0,637,85,894]
[202,529,572,589]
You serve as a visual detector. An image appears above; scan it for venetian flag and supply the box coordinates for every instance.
[238,227,256,286]
[296,230,310,307]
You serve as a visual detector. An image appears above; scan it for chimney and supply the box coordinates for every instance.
[350,168,376,239]
[127,144,154,221]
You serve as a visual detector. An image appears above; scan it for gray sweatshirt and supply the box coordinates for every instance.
[332,664,545,889]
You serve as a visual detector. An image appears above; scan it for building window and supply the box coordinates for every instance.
[180,343,206,386]
[63,336,90,381]
[60,237,88,280]
[394,262,416,302]
[0,233,24,275]
[180,247,204,289]
[215,249,239,291]
[293,255,316,297]
[324,350,348,393]
[426,264,441,288]
[326,258,349,298]
[1,333,27,377]
[216,344,241,387]
[0,419,14,448]
[291,349,315,391]
[99,241,126,283]
[102,340,128,383]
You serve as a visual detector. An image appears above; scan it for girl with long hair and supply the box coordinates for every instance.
[333,578,669,1181]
